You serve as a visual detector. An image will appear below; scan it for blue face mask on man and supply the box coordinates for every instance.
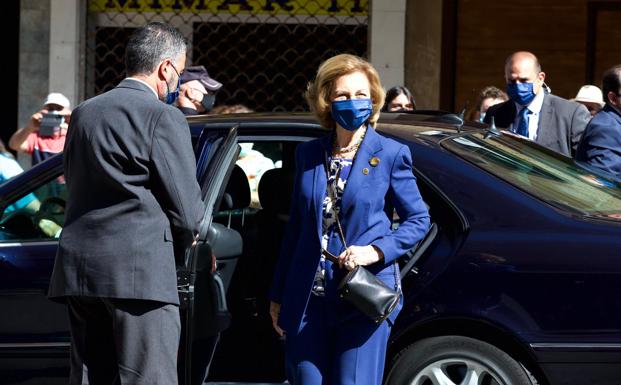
[165,63,181,105]
[166,80,180,105]
[331,98,373,131]
[506,82,537,106]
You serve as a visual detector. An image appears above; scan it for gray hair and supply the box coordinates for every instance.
[125,22,187,76]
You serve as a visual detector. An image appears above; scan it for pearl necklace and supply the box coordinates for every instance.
[332,127,367,155]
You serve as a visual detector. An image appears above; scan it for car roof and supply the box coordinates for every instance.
[187,111,490,146]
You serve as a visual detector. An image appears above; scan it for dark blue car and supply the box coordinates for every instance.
[1,112,621,385]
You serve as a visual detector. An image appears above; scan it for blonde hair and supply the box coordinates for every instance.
[306,54,385,129]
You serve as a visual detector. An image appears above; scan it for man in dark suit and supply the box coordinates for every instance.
[484,51,590,157]
[575,65,621,179]
[48,22,204,385]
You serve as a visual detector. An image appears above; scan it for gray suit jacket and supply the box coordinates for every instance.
[484,93,591,157]
[49,79,205,305]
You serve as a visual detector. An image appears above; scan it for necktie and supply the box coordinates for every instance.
[516,107,530,137]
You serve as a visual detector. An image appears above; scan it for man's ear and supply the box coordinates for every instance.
[607,91,617,106]
[157,59,171,81]
[537,71,546,83]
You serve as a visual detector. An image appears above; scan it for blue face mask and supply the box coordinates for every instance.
[479,112,486,123]
[506,82,536,106]
[165,78,180,105]
[165,63,181,105]
[331,98,373,131]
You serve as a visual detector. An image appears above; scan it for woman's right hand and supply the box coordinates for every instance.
[269,301,285,337]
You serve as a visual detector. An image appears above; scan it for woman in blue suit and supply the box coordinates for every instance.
[269,54,430,385]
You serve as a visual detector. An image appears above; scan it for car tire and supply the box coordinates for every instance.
[385,335,537,385]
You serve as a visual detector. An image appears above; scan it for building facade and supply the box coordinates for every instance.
[11,0,616,151]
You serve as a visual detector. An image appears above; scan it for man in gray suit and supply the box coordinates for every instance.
[484,51,590,157]
[48,22,204,385]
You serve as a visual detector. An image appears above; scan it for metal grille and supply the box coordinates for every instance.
[86,0,368,112]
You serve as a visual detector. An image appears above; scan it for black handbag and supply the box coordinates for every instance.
[322,248,400,324]
[322,160,401,323]
[339,265,400,323]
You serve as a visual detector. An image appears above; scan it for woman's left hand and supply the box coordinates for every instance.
[338,245,384,270]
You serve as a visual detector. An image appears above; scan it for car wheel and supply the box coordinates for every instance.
[385,336,537,385]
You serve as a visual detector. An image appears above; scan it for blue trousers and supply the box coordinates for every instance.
[285,294,396,385]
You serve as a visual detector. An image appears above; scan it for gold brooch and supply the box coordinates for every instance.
[369,157,380,167]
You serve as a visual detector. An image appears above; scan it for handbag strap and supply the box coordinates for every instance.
[325,155,349,249]
[321,248,340,264]
[332,193,348,249]
[322,154,350,266]
[322,177,348,266]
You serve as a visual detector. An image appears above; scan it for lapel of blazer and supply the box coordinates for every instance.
[535,93,554,144]
[340,126,383,216]
[312,135,331,239]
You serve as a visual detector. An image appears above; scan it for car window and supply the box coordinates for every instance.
[236,141,280,209]
[212,140,297,223]
[0,174,67,241]
[441,133,621,218]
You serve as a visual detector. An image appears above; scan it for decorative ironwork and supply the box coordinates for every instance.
[86,0,368,112]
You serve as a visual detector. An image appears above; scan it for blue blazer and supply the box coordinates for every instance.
[576,105,621,179]
[269,126,430,333]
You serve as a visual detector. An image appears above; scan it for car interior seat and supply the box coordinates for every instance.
[216,164,251,229]
[209,164,251,294]
[208,163,293,382]
[255,167,294,302]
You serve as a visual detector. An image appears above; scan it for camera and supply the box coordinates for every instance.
[39,112,65,137]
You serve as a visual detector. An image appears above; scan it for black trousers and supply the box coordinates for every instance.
[67,297,181,385]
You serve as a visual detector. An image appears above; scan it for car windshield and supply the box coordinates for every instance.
[441,132,621,218]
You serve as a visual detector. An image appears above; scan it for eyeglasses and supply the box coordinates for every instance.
[167,60,183,78]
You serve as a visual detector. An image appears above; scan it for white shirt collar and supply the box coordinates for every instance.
[125,77,159,99]
[514,87,545,114]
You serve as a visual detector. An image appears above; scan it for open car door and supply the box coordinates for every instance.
[177,125,241,385]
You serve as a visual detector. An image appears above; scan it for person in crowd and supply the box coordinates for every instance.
[9,92,72,166]
[268,54,430,385]
[382,85,416,111]
[177,65,222,115]
[210,104,253,114]
[207,103,274,206]
[48,22,205,385]
[572,84,605,117]
[484,51,590,157]
[0,139,39,214]
[236,141,275,208]
[575,65,621,179]
[474,86,508,122]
